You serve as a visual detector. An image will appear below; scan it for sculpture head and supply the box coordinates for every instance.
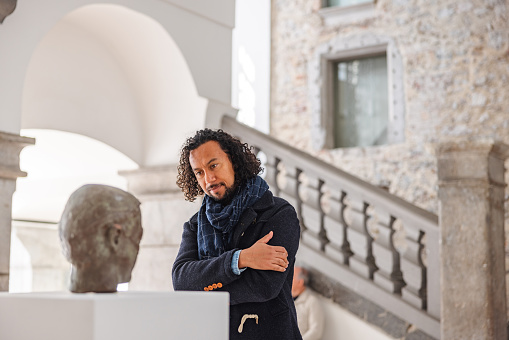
[59,184,143,293]
[0,0,17,24]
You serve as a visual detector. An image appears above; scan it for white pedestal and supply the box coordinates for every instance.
[0,291,229,340]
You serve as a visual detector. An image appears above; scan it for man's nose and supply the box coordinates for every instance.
[204,171,216,183]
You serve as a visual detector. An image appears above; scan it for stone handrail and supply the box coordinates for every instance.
[222,116,440,339]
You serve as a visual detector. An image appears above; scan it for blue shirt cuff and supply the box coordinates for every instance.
[231,250,247,275]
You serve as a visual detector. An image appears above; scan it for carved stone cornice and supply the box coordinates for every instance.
[0,131,35,179]
[0,0,16,24]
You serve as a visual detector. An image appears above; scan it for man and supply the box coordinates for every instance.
[59,184,143,293]
[292,266,325,340]
[172,129,302,339]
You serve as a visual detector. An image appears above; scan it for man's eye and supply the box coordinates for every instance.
[211,164,218,169]
[195,171,203,177]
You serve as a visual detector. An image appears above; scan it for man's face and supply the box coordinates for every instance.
[189,140,236,202]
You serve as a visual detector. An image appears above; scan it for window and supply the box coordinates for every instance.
[319,0,376,25]
[309,36,405,150]
[325,0,372,7]
[333,54,388,148]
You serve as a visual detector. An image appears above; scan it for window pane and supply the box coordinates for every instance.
[327,0,372,7]
[334,55,388,148]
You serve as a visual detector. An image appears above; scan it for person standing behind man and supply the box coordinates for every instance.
[172,129,302,339]
[293,266,325,340]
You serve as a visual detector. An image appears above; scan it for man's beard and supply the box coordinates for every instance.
[213,182,239,206]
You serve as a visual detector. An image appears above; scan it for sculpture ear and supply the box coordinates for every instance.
[107,224,123,251]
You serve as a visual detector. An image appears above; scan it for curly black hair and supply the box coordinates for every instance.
[177,129,263,202]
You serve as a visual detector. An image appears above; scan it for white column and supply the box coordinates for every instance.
[0,131,34,291]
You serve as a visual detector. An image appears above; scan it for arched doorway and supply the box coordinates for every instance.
[11,3,221,292]
[2,0,236,292]
[11,129,138,292]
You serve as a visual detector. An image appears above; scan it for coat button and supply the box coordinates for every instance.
[212,283,218,289]
[208,285,213,291]
[217,283,223,288]
[204,287,209,291]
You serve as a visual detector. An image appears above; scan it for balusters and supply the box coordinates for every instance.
[345,196,378,279]
[323,187,352,265]
[399,223,427,310]
[263,152,280,195]
[276,162,299,211]
[299,173,326,251]
[371,210,405,294]
[424,231,440,318]
[223,118,440,319]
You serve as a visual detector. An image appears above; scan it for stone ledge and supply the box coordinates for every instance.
[119,166,180,197]
[436,140,509,185]
[318,1,377,25]
[0,131,34,179]
[436,139,509,159]
[0,131,34,145]
[307,267,437,340]
[0,165,26,179]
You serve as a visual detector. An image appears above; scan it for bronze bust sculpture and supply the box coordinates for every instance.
[0,0,16,24]
[59,184,143,293]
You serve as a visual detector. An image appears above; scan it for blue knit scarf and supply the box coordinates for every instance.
[197,175,269,259]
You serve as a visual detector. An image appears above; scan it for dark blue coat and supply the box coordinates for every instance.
[172,190,302,339]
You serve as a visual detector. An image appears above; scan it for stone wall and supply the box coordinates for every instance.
[270,0,509,215]
[270,0,509,324]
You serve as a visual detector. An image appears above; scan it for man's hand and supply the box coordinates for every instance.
[238,231,289,272]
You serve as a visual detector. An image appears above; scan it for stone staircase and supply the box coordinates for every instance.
[222,115,509,340]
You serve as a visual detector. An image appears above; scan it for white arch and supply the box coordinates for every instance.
[21,4,210,165]
[0,0,235,165]
[13,128,139,222]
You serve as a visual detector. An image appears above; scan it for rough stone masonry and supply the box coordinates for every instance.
[269,0,509,321]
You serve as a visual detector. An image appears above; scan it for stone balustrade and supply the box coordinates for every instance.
[223,116,509,340]
[223,115,440,338]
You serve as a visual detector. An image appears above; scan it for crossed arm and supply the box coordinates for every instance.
[172,205,300,305]
[238,230,289,272]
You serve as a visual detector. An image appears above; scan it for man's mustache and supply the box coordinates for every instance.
[206,183,225,192]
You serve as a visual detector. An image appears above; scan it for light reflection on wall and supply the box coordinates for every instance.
[232,0,270,133]
[237,46,257,128]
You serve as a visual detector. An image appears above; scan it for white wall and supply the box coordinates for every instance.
[13,129,138,222]
[0,0,235,147]
[232,0,271,133]
[21,17,144,164]
[317,294,396,340]
[9,228,32,293]
[21,4,209,166]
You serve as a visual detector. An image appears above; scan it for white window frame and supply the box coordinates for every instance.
[309,34,405,150]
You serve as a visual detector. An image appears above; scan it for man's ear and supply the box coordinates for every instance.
[107,224,123,251]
